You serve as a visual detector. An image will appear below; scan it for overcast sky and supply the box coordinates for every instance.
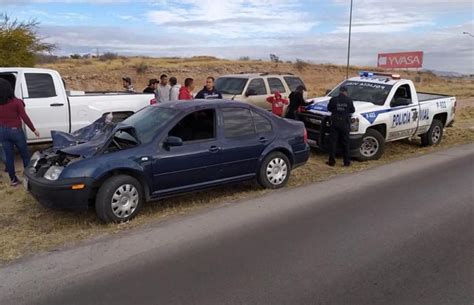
[1,0,473,73]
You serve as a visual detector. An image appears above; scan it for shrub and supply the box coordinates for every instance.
[135,62,149,74]
[99,52,119,61]
[239,56,250,61]
[70,53,81,59]
[294,58,310,71]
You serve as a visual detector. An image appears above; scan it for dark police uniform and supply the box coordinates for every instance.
[327,91,355,166]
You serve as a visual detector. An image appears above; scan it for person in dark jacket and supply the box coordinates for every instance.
[326,86,355,167]
[195,76,222,99]
[143,78,158,94]
[285,85,312,119]
[0,79,40,186]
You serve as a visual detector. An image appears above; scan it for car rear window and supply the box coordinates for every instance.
[251,111,272,133]
[284,76,305,92]
[215,77,248,95]
[222,107,256,138]
[268,77,286,94]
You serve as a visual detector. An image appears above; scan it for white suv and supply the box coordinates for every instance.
[215,73,306,110]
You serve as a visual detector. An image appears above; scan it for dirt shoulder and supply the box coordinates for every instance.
[1,107,473,265]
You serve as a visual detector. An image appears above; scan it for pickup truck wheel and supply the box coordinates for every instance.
[95,175,143,223]
[357,129,385,161]
[258,152,291,189]
[420,119,443,146]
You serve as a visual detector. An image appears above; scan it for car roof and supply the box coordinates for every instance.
[219,73,296,78]
[151,99,251,110]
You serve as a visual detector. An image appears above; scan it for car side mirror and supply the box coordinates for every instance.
[245,89,257,97]
[391,98,411,107]
[164,136,183,147]
[325,89,331,95]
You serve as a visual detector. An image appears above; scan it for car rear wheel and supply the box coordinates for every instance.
[420,119,443,146]
[258,152,291,189]
[95,175,143,223]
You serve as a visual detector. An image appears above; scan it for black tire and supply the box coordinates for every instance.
[257,152,291,189]
[356,129,385,161]
[95,175,144,223]
[420,119,444,146]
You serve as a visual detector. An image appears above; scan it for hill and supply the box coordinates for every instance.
[38,56,474,98]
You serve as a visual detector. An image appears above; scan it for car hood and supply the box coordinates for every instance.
[304,97,378,115]
[51,116,136,158]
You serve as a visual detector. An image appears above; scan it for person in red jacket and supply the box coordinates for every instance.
[178,78,195,100]
[0,79,40,186]
[266,90,288,117]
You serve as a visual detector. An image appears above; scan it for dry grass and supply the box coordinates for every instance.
[0,57,473,264]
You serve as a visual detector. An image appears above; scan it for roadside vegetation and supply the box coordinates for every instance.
[1,105,473,264]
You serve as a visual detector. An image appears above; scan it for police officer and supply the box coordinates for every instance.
[327,86,355,167]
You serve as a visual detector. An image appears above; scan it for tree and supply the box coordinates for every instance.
[269,54,280,63]
[0,14,56,67]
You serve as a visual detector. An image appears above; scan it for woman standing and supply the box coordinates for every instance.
[0,79,39,186]
[285,85,312,120]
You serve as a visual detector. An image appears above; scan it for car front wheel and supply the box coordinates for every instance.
[356,129,385,161]
[258,152,291,189]
[95,175,144,223]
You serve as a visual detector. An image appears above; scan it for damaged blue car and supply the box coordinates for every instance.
[25,100,310,223]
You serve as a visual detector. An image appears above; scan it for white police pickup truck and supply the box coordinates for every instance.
[0,68,154,143]
[298,71,456,160]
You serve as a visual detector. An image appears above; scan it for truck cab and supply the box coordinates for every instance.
[0,68,154,143]
[299,71,456,160]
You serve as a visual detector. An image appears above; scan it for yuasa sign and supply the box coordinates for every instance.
[377,51,423,69]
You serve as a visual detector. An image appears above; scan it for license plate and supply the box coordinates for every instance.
[308,118,322,125]
[23,177,29,191]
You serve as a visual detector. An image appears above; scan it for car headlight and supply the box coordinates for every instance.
[350,117,359,132]
[44,166,64,181]
[30,151,41,167]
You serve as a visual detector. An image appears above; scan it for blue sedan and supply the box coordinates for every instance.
[25,100,310,223]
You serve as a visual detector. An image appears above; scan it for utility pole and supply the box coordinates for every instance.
[346,0,353,79]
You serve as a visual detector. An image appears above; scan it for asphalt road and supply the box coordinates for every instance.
[1,144,473,305]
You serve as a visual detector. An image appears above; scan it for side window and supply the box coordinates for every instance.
[393,84,412,102]
[268,78,286,94]
[222,108,256,138]
[25,73,57,98]
[168,109,215,142]
[284,77,305,92]
[252,111,273,133]
[247,78,267,95]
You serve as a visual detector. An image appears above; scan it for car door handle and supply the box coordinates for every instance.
[50,103,64,107]
[259,137,267,143]
[209,146,221,153]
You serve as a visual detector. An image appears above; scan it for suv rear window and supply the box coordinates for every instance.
[284,76,305,92]
[268,78,286,94]
[215,77,247,95]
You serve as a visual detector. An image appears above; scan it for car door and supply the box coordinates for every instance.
[22,72,69,141]
[151,108,222,195]
[387,84,419,140]
[244,78,270,110]
[218,106,269,180]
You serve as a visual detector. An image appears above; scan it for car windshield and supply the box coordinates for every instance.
[215,77,248,95]
[329,81,393,106]
[122,107,179,144]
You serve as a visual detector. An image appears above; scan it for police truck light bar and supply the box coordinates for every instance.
[359,71,401,80]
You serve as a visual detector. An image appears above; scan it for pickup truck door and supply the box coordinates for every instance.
[22,72,69,141]
[387,84,419,140]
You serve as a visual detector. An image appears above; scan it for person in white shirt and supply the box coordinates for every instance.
[156,74,171,103]
[169,77,181,101]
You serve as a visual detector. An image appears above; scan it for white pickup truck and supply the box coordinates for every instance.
[298,71,456,160]
[0,68,154,143]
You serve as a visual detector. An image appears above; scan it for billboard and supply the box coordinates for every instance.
[377,51,423,69]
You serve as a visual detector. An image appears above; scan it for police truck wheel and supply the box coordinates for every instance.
[95,175,143,223]
[420,119,443,146]
[258,152,291,189]
[357,129,385,161]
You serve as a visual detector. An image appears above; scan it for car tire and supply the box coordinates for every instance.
[95,175,144,223]
[258,152,291,189]
[356,129,385,161]
[420,119,443,146]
